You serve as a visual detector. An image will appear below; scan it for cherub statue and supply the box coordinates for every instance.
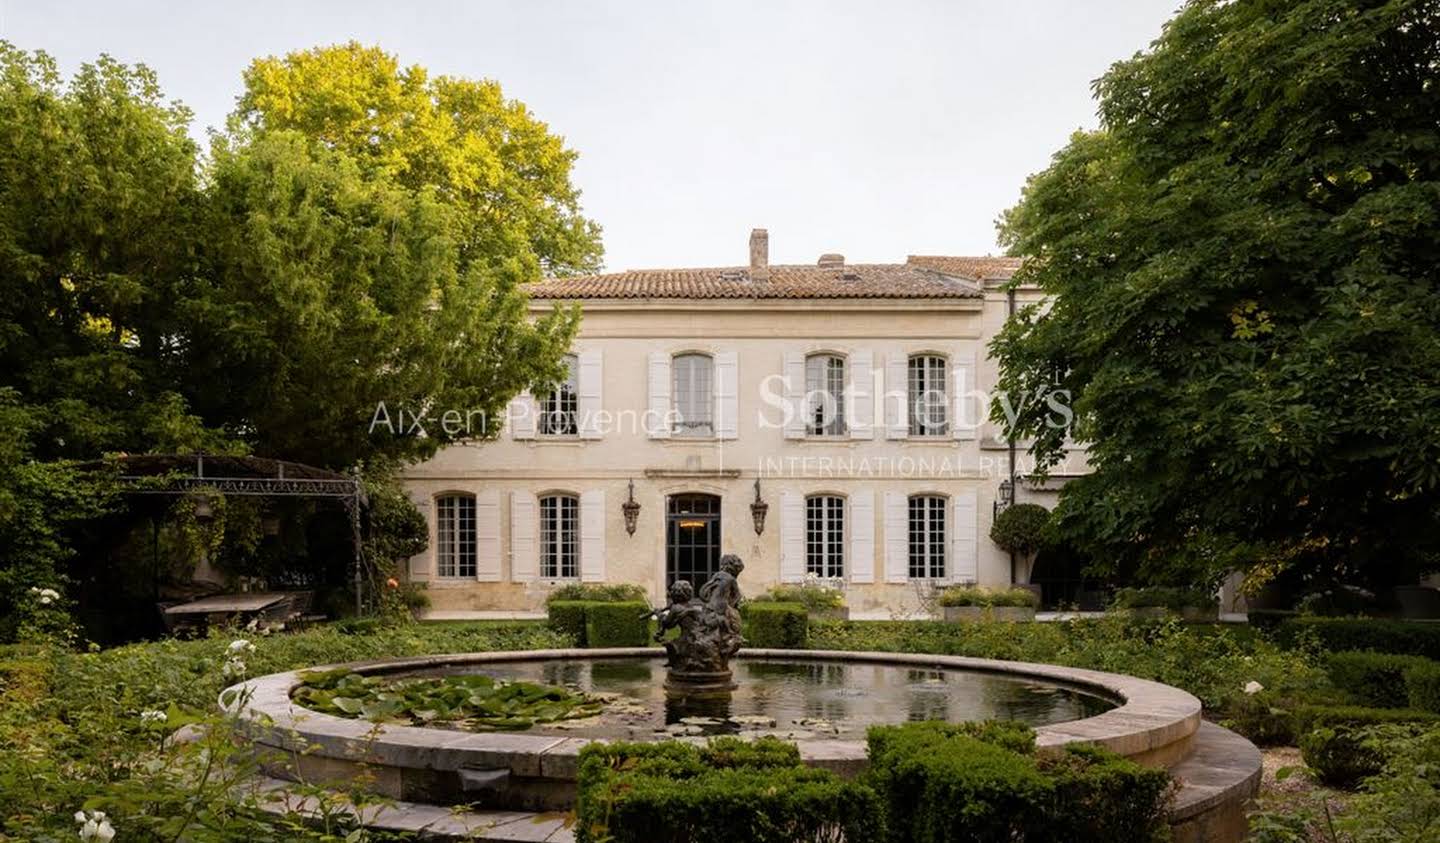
[651,579,708,670]
[699,554,745,658]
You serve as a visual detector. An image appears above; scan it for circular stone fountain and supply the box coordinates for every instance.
[225,647,1260,843]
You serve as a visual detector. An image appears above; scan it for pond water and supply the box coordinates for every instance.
[399,656,1116,741]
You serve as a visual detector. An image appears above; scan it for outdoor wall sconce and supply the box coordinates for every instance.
[622,479,641,536]
[993,478,1015,518]
[750,479,769,535]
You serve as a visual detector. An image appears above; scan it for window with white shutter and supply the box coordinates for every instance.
[672,353,714,437]
[805,355,847,436]
[539,494,579,579]
[435,494,477,578]
[805,495,845,578]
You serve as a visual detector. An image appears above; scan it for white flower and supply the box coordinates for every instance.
[222,657,247,679]
[75,810,114,842]
[140,709,167,724]
[227,639,256,655]
[1243,680,1264,695]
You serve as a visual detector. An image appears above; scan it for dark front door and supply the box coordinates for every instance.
[666,493,721,589]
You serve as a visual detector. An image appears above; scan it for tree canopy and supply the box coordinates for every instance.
[0,42,598,633]
[993,0,1440,590]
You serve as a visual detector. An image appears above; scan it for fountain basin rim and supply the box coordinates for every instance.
[222,647,1201,777]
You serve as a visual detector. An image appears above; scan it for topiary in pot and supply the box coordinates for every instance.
[989,503,1051,584]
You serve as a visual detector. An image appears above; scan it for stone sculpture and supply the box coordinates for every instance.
[648,554,746,693]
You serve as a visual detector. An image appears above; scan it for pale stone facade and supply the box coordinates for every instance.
[401,232,1087,617]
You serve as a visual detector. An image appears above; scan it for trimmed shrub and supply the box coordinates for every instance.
[866,721,1172,843]
[1326,651,1432,708]
[939,586,1040,608]
[749,584,845,613]
[583,601,652,648]
[868,730,1052,842]
[576,737,883,843]
[742,602,808,649]
[546,600,591,645]
[1276,617,1440,660]
[1110,586,1217,611]
[989,502,1052,557]
[1220,691,1299,746]
[545,583,648,605]
[1294,704,1440,736]
[1041,743,1174,842]
[1406,661,1440,713]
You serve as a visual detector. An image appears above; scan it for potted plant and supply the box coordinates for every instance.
[1110,586,1219,621]
[989,503,1051,589]
[938,586,1039,622]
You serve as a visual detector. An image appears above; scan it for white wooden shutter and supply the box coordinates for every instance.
[952,489,979,583]
[952,348,978,440]
[780,490,805,582]
[475,489,502,582]
[578,349,603,440]
[783,352,805,439]
[580,490,606,582]
[408,494,431,581]
[510,391,537,440]
[647,352,671,439]
[510,493,537,581]
[849,490,875,583]
[849,350,874,440]
[714,351,738,439]
[884,354,909,439]
[883,491,909,583]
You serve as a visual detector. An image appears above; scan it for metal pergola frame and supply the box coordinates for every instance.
[106,454,369,615]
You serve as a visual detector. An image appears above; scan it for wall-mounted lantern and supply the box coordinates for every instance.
[993,478,1014,518]
[622,480,641,536]
[750,479,769,535]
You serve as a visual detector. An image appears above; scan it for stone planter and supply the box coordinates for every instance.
[942,606,1037,623]
[809,606,850,622]
[1127,606,1218,622]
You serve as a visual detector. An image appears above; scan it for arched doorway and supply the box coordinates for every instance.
[667,493,721,589]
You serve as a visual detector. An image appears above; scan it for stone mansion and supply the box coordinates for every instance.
[401,230,1087,617]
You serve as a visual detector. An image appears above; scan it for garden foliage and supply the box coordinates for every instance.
[575,737,884,843]
[1277,618,1440,660]
[1326,651,1433,708]
[583,601,653,648]
[741,602,809,649]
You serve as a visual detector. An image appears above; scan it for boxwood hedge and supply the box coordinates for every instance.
[742,602,808,649]
[1326,651,1434,708]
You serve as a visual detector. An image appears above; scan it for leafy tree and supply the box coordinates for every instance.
[0,42,599,635]
[233,42,604,280]
[993,0,1440,590]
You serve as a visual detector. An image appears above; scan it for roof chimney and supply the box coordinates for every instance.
[817,253,844,268]
[749,228,769,279]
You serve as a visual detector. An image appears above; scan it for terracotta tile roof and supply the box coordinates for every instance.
[905,255,1023,281]
[525,263,985,300]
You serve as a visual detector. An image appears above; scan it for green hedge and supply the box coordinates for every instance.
[1300,722,1435,789]
[546,600,591,645]
[938,586,1040,608]
[865,721,1172,843]
[1276,617,1440,660]
[742,602,808,649]
[584,601,652,648]
[575,737,883,843]
[546,583,648,605]
[1327,651,1433,708]
[1294,704,1440,736]
[1406,661,1440,712]
[1110,586,1217,611]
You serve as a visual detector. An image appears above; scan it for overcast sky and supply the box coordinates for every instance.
[2,1,1180,272]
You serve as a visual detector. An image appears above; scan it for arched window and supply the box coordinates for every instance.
[539,354,579,436]
[539,494,580,579]
[908,355,948,436]
[805,495,845,578]
[805,354,847,436]
[908,494,947,579]
[435,494,477,578]
[672,353,713,436]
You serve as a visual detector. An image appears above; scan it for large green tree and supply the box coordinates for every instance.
[0,42,598,631]
[994,0,1440,590]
